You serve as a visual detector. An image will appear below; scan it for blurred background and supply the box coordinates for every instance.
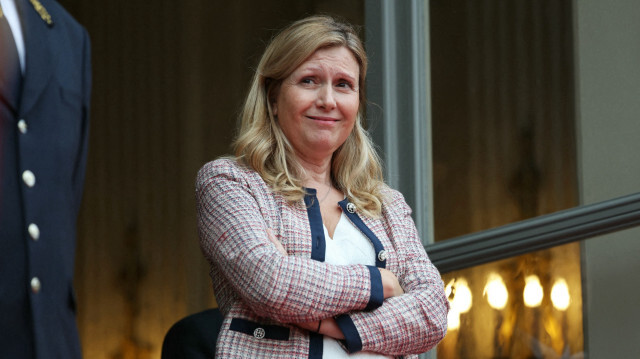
[59,1,364,358]
[57,0,640,358]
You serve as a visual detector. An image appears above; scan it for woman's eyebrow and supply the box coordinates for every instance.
[298,66,357,83]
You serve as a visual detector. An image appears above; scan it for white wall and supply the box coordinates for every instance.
[575,0,640,357]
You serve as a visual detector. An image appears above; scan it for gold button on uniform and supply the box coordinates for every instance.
[22,170,36,187]
[28,223,40,241]
[31,277,41,293]
[18,119,28,134]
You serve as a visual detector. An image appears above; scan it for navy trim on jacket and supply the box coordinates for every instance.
[302,195,386,354]
[308,332,323,359]
[304,189,326,262]
[338,199,387,268]
[229,318,290,341]
[334,314,363,353]
[304,189,325,357]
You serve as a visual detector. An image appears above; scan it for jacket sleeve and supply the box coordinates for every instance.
[72,26,91,216]
[196,160,383,323]
[334,190,449,355]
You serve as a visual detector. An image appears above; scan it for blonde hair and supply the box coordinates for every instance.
[233,15,385,217]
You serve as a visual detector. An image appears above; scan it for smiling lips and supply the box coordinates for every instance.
[307,115,339,123]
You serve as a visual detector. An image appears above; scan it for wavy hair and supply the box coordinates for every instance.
[233,15,385,217]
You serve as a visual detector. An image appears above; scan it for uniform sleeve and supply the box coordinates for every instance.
[334,190,449,355]
[71,26,91,215]
[196,160,382,323]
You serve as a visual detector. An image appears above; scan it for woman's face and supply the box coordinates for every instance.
[273,46,360,163]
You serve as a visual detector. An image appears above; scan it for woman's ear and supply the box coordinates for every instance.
[272,101,278,116]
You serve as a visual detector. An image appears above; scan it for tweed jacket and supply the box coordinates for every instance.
[196,158,449,358]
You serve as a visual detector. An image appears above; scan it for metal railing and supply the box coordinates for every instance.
[426,192,640,273]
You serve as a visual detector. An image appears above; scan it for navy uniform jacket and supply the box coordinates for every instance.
[0,0,91,357]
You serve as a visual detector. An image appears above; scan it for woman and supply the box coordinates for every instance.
[196,15,449,358]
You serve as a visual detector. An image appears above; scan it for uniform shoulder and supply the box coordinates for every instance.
[45,0,84,28]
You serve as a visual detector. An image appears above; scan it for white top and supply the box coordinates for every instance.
[322,212,391,359]
[1,0,26,73]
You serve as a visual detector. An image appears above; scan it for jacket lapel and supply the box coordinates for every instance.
[18,0,53,115]
[0,3,22,112]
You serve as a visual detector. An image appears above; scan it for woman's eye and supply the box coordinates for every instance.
[337,81,354,89]
[301,78,315,85]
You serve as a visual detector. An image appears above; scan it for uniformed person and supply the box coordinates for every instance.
[0,0,91,357]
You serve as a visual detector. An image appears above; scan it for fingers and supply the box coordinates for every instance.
[267,228,288,255]
[266,228,276,242]
[293,319,345,340]
[379,268,404,298]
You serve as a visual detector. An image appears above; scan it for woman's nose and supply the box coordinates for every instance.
[316,85,336,109]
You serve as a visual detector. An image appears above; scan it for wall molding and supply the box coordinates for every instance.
[427,192,640,273]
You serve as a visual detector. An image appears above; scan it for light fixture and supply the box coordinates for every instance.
[551,278,570,311]
[523,275,544,307]
[447,308,461,331]
[450,278,472,313]
[484,273,508,310]
[445,278,472,331]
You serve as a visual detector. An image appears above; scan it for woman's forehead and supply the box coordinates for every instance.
[293,47,359,77]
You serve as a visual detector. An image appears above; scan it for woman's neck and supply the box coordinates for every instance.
[295,153,333,188]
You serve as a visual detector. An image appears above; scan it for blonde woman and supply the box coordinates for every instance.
[196,15,449,358]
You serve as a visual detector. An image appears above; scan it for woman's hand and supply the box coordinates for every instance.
[379,268,404,298]
[296,318,345,340]
[267,228,406,339]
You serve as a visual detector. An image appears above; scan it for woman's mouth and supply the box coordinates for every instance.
[307,116,339,122]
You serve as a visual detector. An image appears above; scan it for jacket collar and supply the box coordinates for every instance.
[18,0,53,115]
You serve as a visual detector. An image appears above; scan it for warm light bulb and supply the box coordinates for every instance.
[484,273,508,309]
[447,308,461,331]
[551,278,570,311]
[523,275,544,307]
[451,279,473,313]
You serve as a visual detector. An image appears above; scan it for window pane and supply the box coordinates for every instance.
[439,243,583,358]
[428,1,583,357]
[430,0,577,240]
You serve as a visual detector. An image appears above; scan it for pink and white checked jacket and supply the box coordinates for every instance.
[196,158,449,358]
